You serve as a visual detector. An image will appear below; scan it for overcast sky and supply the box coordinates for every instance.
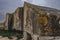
[0,0,60,22]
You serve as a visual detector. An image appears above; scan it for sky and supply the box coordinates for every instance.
[0,0,60,22]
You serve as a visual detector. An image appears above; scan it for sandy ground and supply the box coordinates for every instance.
[0,36,18,40]
[1,36,60,40]
[20,37,60,40]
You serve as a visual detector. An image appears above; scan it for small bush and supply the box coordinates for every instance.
[0,30,22,40]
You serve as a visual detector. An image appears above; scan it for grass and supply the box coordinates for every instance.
[0,27,23,40]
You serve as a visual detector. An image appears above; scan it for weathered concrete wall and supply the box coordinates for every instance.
[4,13,13,30]
[4,7,24,31]
[24,2,60,35]
[23,2,60,40]
[13,7,23,31]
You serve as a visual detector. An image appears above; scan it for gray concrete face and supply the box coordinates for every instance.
[13,7,23,31]
[23,2,60,40]
[4,13,13,30]
[24,2,60,35]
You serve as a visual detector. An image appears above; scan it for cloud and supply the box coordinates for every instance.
[0,0,24,22]
[23,0,60,10]
[30,0,47,6]
[44,0,60,9]
[22,0,27,1]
